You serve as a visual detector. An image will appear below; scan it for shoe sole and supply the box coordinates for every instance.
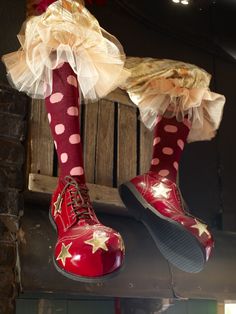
[119,182,206,273]
[48,210,124,283]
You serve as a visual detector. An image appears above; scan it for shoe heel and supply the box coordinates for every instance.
[119,182,144,221]
[49,208,57,231]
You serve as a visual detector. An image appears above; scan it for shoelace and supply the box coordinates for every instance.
[61,176,96,221]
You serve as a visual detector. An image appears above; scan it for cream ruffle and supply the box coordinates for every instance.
[121,57,226,143]
[2,0,130,100]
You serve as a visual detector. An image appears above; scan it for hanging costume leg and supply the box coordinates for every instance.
[119,57,225,273]
[2,0,129,281]
[46,62,125,281]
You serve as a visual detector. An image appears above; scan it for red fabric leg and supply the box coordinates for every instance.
[45,62,85,183]
[150,115,191,182]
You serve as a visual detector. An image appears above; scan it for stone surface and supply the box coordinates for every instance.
[0,139,25,166]
[0,190,24,216]
[0,298,15,314]
[0,165,25,191]
[0,113,26,140]
[0,86,28,117]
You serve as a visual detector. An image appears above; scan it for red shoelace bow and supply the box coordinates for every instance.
[36,0,107,14]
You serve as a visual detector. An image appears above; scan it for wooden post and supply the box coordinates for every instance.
[95,99,115,187]
[117,104,137,186]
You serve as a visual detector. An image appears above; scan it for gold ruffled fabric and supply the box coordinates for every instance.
[2,0,130,100]
[121,57,226,143]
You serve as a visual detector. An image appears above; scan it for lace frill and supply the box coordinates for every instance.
[121,57,226,143]
[2,0,130,101]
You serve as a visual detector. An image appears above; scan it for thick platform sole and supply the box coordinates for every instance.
[48,210,124,283]
[119,182,206,273]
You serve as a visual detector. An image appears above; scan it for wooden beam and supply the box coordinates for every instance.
[217,303,225,314]
[105,88,135,108]
[19,205,236,300]
[28,173,125,209]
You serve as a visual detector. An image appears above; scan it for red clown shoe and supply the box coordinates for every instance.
[49,176,125,282]
[119,171,214,273]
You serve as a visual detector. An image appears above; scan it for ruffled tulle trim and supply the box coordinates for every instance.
[127,78,225,142]
[2,0,130,100]
[121,57,226,143]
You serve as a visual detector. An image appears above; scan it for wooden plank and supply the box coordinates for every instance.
[83,101,99,184]
[139,122,153,174]
[29,100,54,176]
[117,104,137,186]
[95,99,115,187]
[105,88,135,108]
[28,173,124,208]
[67,300,115,314]
[217,303,224,314]
[37,299,67,314]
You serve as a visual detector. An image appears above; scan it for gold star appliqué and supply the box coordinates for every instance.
[191,219,210,237]
[53,194,63,216]
[84,231,109,254]
[56,242,72,266]
[152,183,171,199]
[119,237,125,252]
[115,233,125,252]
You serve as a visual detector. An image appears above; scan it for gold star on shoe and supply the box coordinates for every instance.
[84,231,109,254]
[56,242,72,266]
[190,219,210,237]
[152,183,171,199]
[115,233,125,252]
[53,194,63,216]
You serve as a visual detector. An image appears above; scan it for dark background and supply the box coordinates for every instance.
[1,0,236,231]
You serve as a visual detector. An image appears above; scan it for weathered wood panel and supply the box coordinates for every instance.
[117,104,137,186]
[28,173,125,209]
[83,101,99,184]
[95,99,115,187]
[139,122,153,175]
[217,303,224,314]
[106,88,135,108]
[29,100,54,177]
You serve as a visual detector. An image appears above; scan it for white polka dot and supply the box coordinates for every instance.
[164,125,178,133]
[54,141,57,150]
[55,124,65,135]
[153,137,161,146]
[173,162,178,170]
[162,147,174,155]
[177,139,184,150]
[47,113,51,123]
[61,153,68,163]
[69,134,81,144]
[159,169,170,177]
[151,158,160,166]
[67,106,79,116]
[70,167,84,176]
[50,93,64,103]
[67,75,78,88]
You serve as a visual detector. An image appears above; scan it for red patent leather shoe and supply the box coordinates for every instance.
[49,176,125,282]
[119,171,213,273]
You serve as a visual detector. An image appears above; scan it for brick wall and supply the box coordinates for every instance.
[0,85,29,314]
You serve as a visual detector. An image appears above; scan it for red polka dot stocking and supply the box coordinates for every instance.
[45,62,86,183]
[150,115,191,182]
